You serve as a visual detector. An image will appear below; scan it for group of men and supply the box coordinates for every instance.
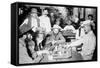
[20,8,51,34]
[19,8,96,63]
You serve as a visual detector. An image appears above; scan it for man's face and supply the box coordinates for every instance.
[88,16,92,20]
[67,20,72,25]
[56,20,60,25]
[27,34,32,39]
[43,10,48,15]
[31,13,37,17]
[50,13,54,16]
[23,35,26,39]
[53,29,59,34]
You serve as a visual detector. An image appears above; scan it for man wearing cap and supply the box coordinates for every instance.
[39,9,51,34]
[45,25,65,46]
[19,8,40,33]
[68,23,96,60]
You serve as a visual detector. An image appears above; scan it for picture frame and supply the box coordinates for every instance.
[11,2,97,66]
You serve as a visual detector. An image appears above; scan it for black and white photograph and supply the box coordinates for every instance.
[11,2,97,65]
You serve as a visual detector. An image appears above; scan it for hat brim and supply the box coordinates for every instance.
[30,12,40,14]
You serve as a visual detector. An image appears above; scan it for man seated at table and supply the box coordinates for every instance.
[62,20,76,42]
[45,25,66,48]
[25,33,43,63]
[68,23,96,60]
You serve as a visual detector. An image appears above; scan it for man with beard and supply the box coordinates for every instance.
[68,23,96,60]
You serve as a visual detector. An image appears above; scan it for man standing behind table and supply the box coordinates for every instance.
[63,20,76,33]
[19,8,40,34]
[68,23,96,60]
[39,9,51,34]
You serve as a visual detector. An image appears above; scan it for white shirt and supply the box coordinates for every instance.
[70,31,96,56]
[39,15,51,34]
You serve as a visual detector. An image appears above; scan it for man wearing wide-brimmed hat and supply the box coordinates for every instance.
[45,25,65,46]
[19,8,40,34]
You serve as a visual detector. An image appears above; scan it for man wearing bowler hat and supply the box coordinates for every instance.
[19,8,40,34]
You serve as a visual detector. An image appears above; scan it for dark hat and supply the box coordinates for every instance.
[30,8,39,14]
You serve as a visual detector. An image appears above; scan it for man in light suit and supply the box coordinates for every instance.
[68,23,96,60]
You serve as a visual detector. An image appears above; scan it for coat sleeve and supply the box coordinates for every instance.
[69,38,83,47]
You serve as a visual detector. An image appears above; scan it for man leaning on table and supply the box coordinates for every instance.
[45,25,65,46]
[68,23,96,60]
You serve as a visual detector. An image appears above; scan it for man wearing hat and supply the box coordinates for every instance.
[76,15,95,39]
[68,23,96,60]
[81,14,95,30]
[45,25,65,46]
[19,8,40,34]
[39,9,51,34]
